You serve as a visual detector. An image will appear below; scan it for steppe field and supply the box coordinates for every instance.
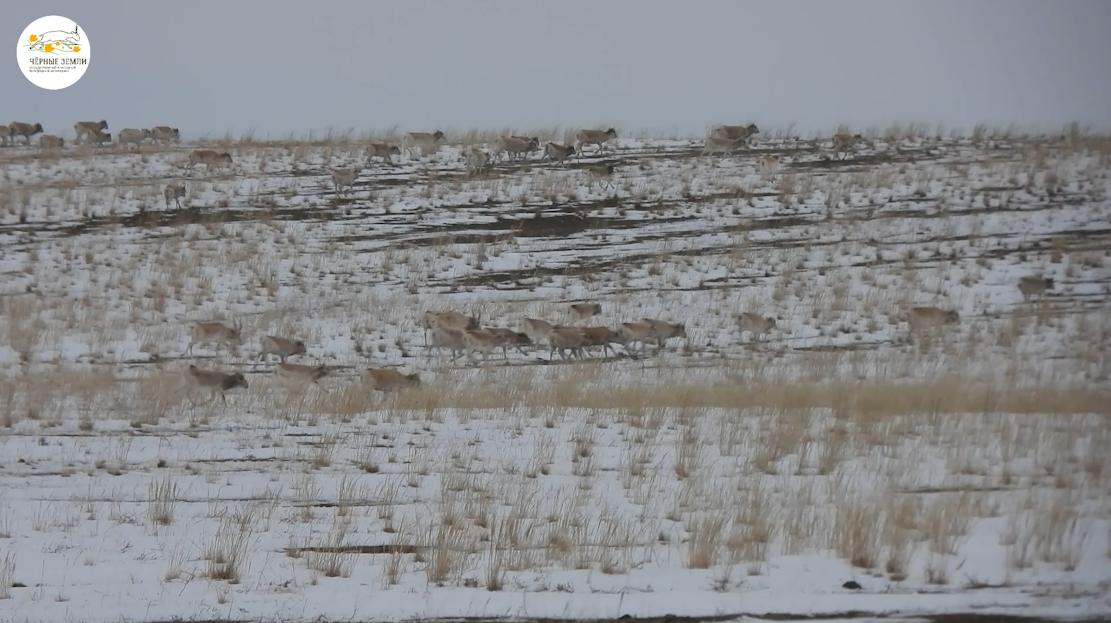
[0,122,1109,623]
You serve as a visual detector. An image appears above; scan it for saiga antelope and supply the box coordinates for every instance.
[1018,276,1054,302]
[181,365,249,406]
[568,303,602,323]
[163,183,186,209]
[365,368,421,392]
[258,335,308,364]
[184,320,242,357]
[574,128,617,156]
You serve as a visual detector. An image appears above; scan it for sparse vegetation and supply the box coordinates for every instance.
[0,122,1108,621]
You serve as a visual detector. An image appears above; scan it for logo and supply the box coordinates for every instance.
[16,16,91,90]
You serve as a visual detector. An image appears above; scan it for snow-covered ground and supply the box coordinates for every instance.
[0,126,1109,623]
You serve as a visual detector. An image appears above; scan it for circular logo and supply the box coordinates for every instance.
[16,16,91,90]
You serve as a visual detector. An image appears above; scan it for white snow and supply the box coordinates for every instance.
[0,127,1109,623]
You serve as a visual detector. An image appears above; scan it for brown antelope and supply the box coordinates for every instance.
[331,167,360,196]
[0,125,10,146]
[402,130,445,157]
[906,306,960,340]
[427,326,466,362]
[702,136,745,159]
[118,128,153,150]
[365,368,421,392]
[1018,276,1054,302]
[151,126,180,144]
[258,335,307,364]
[486,328,532,359]
[549,326,588,360]
[569,303,602,323]
[274,362,330,389]
[365,141,401,165]
[86,129,113,147]
[163,183,186,209]
[736,313,776,343]
[184,320,242,357]
[464,147,490,176]
[575,128,617,155]
[710,123,760,142]
[831,133,864,160]
[423,311,481,344]
[617,321,654,354]
[578,326,623,358]
[495,136,540,162]
[520,318,556,348]
[74,120,108,143]
[642,318,688,350]
[181,365,249,406]
[38,135,65,149]
[186,149,234,175]
[759,155,781,176]
[7,122,44,145]
[587,164,615,190]
[462,329,500,364]
[541,142,576,163]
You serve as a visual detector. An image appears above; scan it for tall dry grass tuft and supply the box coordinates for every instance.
[147,475,178,527]
[0,551,13,600]
[204,505,259,584]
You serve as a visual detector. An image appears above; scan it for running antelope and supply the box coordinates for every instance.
[702,136,745,159]
[331,167,360,196]
[642,318,687,350]
[831,133,864,160]
[427,326,466,362]
[549,326,589,361]
[423,311,480,344]
[365,141,401,165]
[38,135,65,149]
[184,320,242,357]
[464,147,490,176]
[118,128,153,150]
[542,142,576,163]
[74,120,108,143]
[163,183,186,209]
[402,130,445,157]
[1018,276,1054,302]
[182,365,249,406]
[274,362,330,389]
[495,135,540,162]
[617,321,654,355]
[711,123,760,142]
[364,368,421,392]
[578,326,623,358]
[486,328,532,359]
[569,303,602,323]
[736,313,776,343]
[575,128,618,155]
[759,155,781,176]
[7,122,44,145]
[151,126,180,143]
[258,335,307,364]
[86,129,113,147]
[587,164,616,190]
[906,306,960,340]
[462,329,500,364]
[186,149,234,175]
[520,318,556,349]
[0,125,10,146]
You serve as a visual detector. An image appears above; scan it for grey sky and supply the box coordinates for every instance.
[7,1,1111,140]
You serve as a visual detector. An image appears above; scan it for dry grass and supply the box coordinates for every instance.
[0,123,1108,617]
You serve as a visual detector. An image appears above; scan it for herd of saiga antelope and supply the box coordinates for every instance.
[2,120,1059,406]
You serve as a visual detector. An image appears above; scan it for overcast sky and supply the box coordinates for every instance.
[6,1,1111,140]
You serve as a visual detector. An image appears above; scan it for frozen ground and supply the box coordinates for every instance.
[0,125,1109,623]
